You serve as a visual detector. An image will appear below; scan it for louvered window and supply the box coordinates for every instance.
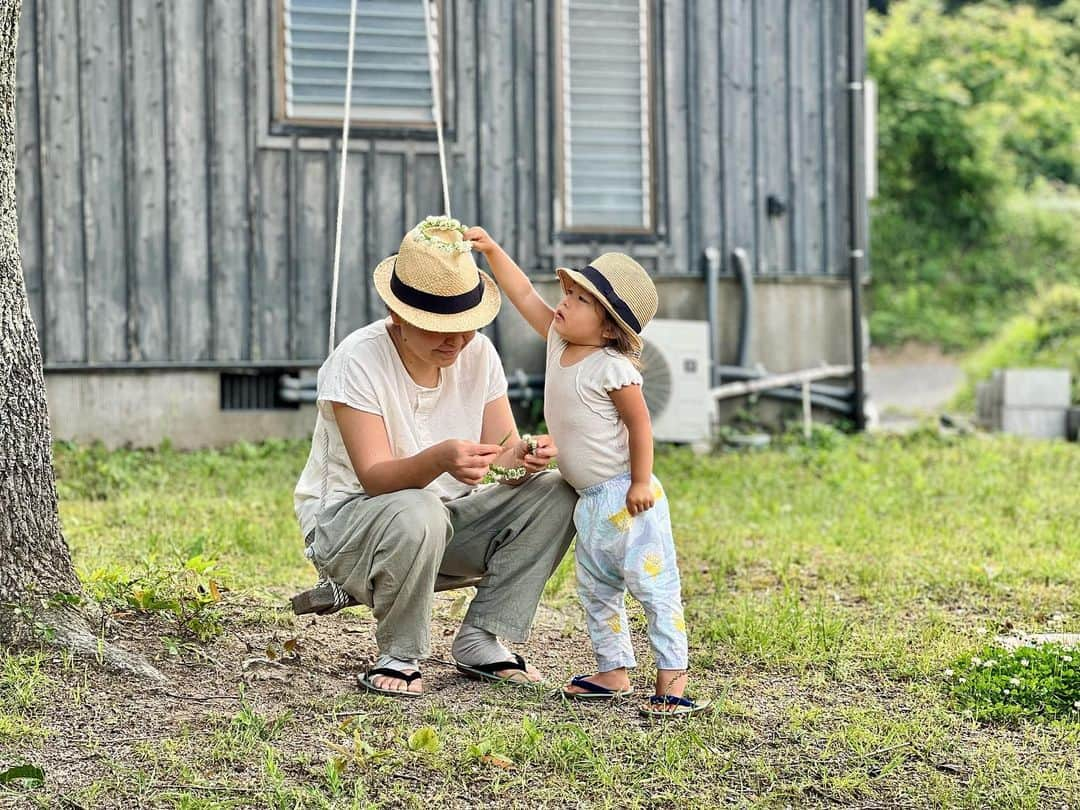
[281,0,438,126]
[557,0,653,231]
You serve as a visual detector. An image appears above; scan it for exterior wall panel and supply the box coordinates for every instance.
[17,0,860,370]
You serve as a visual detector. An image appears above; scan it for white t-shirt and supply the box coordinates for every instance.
[293,319,508,537]
[543,324,644,492]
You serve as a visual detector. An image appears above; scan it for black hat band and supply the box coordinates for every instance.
[390,259,485,315]
[577,265,642,334]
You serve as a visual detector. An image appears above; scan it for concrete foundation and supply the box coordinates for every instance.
[46,372,316,450]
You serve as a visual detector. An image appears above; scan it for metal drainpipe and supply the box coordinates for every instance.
[704,247,721,386]
[847,0,868,430]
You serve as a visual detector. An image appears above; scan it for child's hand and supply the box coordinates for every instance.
[625,482,655,516]
[463,226,498,255]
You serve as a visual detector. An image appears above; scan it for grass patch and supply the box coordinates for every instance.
[2,433,1078,807]
[947,644,1080,723]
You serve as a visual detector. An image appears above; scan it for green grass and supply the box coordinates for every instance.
[2,433,1079,808]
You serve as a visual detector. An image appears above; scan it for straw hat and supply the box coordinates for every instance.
[556,253,658,353]
[373,216,501,332]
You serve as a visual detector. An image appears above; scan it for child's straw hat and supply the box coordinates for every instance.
[556,253,658,353]
[373,216,501,332]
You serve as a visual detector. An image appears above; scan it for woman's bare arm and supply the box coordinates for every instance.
[333,404,501,495]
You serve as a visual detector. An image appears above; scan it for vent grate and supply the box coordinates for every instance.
[220,371,297,411]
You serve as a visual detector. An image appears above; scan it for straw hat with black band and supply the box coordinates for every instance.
[556,253,658,355]
[373,216,501,332]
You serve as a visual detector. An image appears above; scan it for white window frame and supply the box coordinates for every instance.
[275,0,447,130]
[554,0,656,234]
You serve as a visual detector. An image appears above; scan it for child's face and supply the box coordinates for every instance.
[393,315,477,368]
[554,279,615,347]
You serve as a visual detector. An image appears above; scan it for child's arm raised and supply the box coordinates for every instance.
[609,383,656,516]
[465,226,554,339]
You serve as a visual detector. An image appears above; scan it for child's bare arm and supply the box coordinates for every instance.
[464,226,554,339]
[609,384,656,515]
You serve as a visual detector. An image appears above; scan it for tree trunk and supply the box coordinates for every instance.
[0,0,159,679]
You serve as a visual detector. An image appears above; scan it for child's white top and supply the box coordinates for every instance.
[543,323,644,492]
[294,319,507,538]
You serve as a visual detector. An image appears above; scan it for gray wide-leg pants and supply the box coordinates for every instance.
[307,470,577,661]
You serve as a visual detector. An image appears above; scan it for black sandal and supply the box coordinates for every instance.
[454,653,543,686]
[358,667,423,698]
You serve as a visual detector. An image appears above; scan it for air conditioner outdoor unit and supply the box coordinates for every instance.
[639,319,712,444]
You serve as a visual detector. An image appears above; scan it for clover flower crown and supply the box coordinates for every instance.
[413,215,473,255]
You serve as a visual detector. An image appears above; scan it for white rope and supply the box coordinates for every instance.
[327,0,360,355]
[424,0,452,218]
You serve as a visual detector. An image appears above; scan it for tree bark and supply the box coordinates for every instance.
[0,0,160,679]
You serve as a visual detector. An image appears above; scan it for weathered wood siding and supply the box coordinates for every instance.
[16,0,858,367]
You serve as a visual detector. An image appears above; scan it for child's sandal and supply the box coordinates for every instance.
[638,694,711,718]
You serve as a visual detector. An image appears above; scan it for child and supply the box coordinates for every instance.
[464,227,709,718]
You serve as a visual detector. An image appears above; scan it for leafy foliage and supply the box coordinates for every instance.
[868,1,1080,348]
[947,644,1080,723]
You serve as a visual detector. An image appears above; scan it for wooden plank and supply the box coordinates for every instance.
[80,0,127,362]
[336,150,368,336]
[294,151,329,360]
[451,0,478,226]
[477,1,515,245]
[819,0,835,276]
[244,0,260,358]
[252,148,290,360]
[208,0,251,360]
[830,0,851,278]
[721,0,756,274]
[16,0,43,345]
[760,0,791,275]
[799,0,825,275]
[512,0,537,269]
[694,0,722,263]
[38,0,85,362]
[662,0,690,273]
[368,150,405,322]
[414,152,443,226]
[531,0,551,267]
[164,1,210,360]
[128,0,168,360]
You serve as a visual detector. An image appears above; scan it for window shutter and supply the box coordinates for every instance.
[560,0,652,230]
[283,0,435,125]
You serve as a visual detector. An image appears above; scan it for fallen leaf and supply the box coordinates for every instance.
[481,754,514,769]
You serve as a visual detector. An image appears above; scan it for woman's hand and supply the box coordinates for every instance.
[517,434,557,474]
[436,439,502,486]
[625,481,655,516]
[463,226,498,255]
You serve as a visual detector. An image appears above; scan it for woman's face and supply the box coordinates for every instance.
[392,314,476,368]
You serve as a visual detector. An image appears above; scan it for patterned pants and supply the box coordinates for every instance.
[574,473,688,672]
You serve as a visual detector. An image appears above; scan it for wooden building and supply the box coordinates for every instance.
[15,0,868,446]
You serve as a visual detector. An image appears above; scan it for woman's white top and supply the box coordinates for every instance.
[294,319,507,537]
[543,324,643,493]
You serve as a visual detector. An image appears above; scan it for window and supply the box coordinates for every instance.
[280,0,439,127]
[556,0,654,232]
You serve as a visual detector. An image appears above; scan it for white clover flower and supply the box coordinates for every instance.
[1009,677,1021,686]
[1002,688,1010,695]
[982,659,994,669]
[1063,655,1073,663]
[958,677,967,684]
[971,657,982,666]
[1020,658,1029,667]
[943,668,954,678]
[975,627,988,636]
[1073,700,1080,710]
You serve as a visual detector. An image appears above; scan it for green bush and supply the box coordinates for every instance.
[870,193,1080,349]
[952,282,1080,408]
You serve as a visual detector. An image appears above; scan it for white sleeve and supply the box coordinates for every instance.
[320,351,382,416]
[481,337,509,404]
[600,355,643,392]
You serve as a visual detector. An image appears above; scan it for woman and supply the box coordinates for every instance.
[292,216,577,697]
